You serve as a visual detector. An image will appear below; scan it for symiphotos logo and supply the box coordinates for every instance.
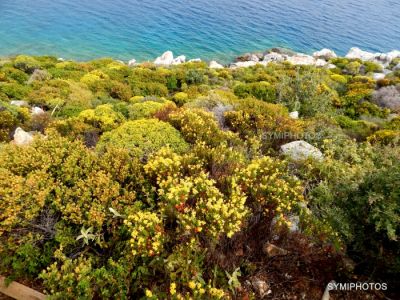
[327,282,388,291]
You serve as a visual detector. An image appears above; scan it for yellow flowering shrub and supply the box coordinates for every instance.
[237,156,305,226]
[80,70,109,86]
[145,148,249,239]
[169,108,239,147]
[78,104,125,131]
[124,211,166,257]
[97,119,189,157]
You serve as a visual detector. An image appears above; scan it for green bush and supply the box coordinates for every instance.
[335,115,378,140]
[0,109,18,141]
[97,119,189,156]
[128,100,173,120]
[234,81,276,102]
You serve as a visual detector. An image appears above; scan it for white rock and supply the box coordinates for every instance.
[188,58,202,62]
[128,59,137,66]
[209,61,224,69]
[13,127,34,146]
[313,48,337,60]
[326,63,337,69]
[289,111,299,119]
[315,59,328,67]
[386,50,400,62]
[10,100,28,107]
[172,55,186,65]
[154,51,174,65]
[281,140,323,161]
[32,106,45,115]
[286,54,316,65]
[231,61,257,68]
[57,58,65,62]
[345,47,376,61]
[373,73,385,80]
[263,52,285,63]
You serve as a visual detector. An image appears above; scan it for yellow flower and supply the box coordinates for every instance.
[145,289,153,298]
[188,281,196,289]
[170,282,176,295]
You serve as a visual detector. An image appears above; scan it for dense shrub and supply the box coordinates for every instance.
[168,108,239,147]
[78,104,125,131]
[128,100,174,120]
[335,115,378,140]
[97,119,189,156]
[276,68,336,116]
[234,81,276,102]
[0,109,18,141]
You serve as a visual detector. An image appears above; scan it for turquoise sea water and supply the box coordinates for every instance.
[0,0,399,63]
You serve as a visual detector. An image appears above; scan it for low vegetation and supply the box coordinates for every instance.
[0,54,399,299]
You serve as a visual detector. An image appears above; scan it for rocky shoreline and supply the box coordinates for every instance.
[125,47,400,75]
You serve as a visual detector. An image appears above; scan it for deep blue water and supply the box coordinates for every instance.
[0,0,399,63]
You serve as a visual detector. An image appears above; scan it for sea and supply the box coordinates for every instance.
[0,0,399,63]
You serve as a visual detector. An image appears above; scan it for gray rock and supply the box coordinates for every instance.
[10,100,28,107]
[172,55,186,65]
[267,47,297,56]
[281,140,323,161]
[313,48,337,60]
[13,127,34,146]
[263,52,285,63]
[236,53,259,62]
[393,63,400,71]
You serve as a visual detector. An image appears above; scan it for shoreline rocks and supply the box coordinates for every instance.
[127,47,400,74]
